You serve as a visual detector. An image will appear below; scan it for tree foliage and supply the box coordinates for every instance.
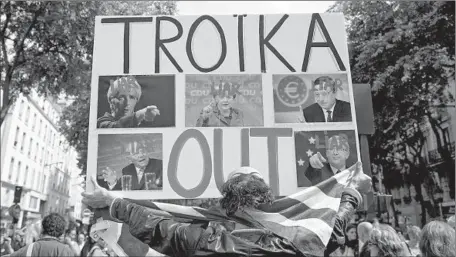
[1,1,177,173]
[329,1,455,223]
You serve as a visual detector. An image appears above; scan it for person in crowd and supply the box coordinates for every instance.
[82,164,372,257]
[80,224,109,257]
[359,242,370,257]
[330,223,359,256]
[0,228,14,256]
[196,80,244,127]
[367,223,412,257]
[419,221,455,257]
[406,225,421,256]
[299,134,352,186]
[301,76,352,123]
[97,76,160,128]
[64,228,80,256]
[77,233,86,253]
[357,222,373,253]
[7,213,75,256]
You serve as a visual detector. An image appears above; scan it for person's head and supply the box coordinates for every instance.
[219,167,274,216]
[368,224,409,257]
[211,81,239,113]
[0,228,7,244]
[125,140,150,169]
[312,76,337,110]
[65,228,77,241]
[107,76,142,119]
[407,225,421,243]
[358,222,374,243]
[419,221,455,257]
[326,134,350,169]
[346,223,358,241]
[78,233,85,244]
[41,213,66,238]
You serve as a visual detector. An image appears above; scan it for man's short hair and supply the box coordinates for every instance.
[312,76,336,93]
[42,213,66,238]
[107,76,142,104]
[327,134,350,152]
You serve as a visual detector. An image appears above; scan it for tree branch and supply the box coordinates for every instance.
[1,12,11,69]
[13,4,44,68]
[1,4,10,36]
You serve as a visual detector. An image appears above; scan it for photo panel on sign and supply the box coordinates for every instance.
[273,73,353,124]
[294,130,358,188]
[185,74,264,127]
[97,133,163,191]
[97,75,175,128]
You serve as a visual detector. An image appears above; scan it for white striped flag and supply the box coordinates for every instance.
[96,163,358,257]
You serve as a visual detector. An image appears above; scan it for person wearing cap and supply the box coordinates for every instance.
[82,164,372,257]
[196,81,244,127]
[301,76,352,123]
[120,140,163,191]
[299,134,352,187]
[97,76,161,128]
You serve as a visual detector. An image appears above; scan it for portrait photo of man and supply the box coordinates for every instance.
[96,75,175,128]
[121,140,163,191]
[186,75,264,127]
[302,76,352,123]
[97,134,163,191]
[295,130,358,187]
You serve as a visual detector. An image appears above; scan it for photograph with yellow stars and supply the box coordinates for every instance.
[294,130,358,187]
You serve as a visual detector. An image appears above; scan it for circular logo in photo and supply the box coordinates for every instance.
[276,75,309,107]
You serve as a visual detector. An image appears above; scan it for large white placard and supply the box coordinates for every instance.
[87,13,360,199]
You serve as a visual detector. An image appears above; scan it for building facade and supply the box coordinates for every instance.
[0,90,79,228]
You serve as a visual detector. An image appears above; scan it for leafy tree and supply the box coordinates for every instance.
[58,1,177,173]
[1,1,97,125]
[329,1,455,225]
[1,1,177,172]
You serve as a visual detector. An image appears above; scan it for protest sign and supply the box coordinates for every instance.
[87,13,360,200]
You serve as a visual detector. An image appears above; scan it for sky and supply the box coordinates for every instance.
[177,1,335,15]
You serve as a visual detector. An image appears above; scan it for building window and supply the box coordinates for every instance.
[13,127,19,148]
[43,125,47,140]
[28,138,33,158]
[25,106,30,125]
[20,132,26,152]
[38,119,42,136]
[41,175,47,193]
[18,100,24,119]
[34,142,39,161]
[29,196,38,209]
[8,158,15,181]
[15,161,22,183]
[31,113,37,131]
[24,166,29,187]
[40,147,45,164]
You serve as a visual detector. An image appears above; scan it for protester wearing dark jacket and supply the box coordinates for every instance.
[8,213,75,257]
[83,165,372,257]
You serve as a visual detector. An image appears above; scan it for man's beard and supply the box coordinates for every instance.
[219,174,274,216]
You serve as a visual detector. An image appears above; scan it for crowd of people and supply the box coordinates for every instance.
[327,216,455,257]
[0,213,117,257]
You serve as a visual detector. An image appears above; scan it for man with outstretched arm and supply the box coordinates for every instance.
[82,165,371,257]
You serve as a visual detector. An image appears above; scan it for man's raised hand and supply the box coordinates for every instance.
[309,152,327,169]
[346,162,372,195]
